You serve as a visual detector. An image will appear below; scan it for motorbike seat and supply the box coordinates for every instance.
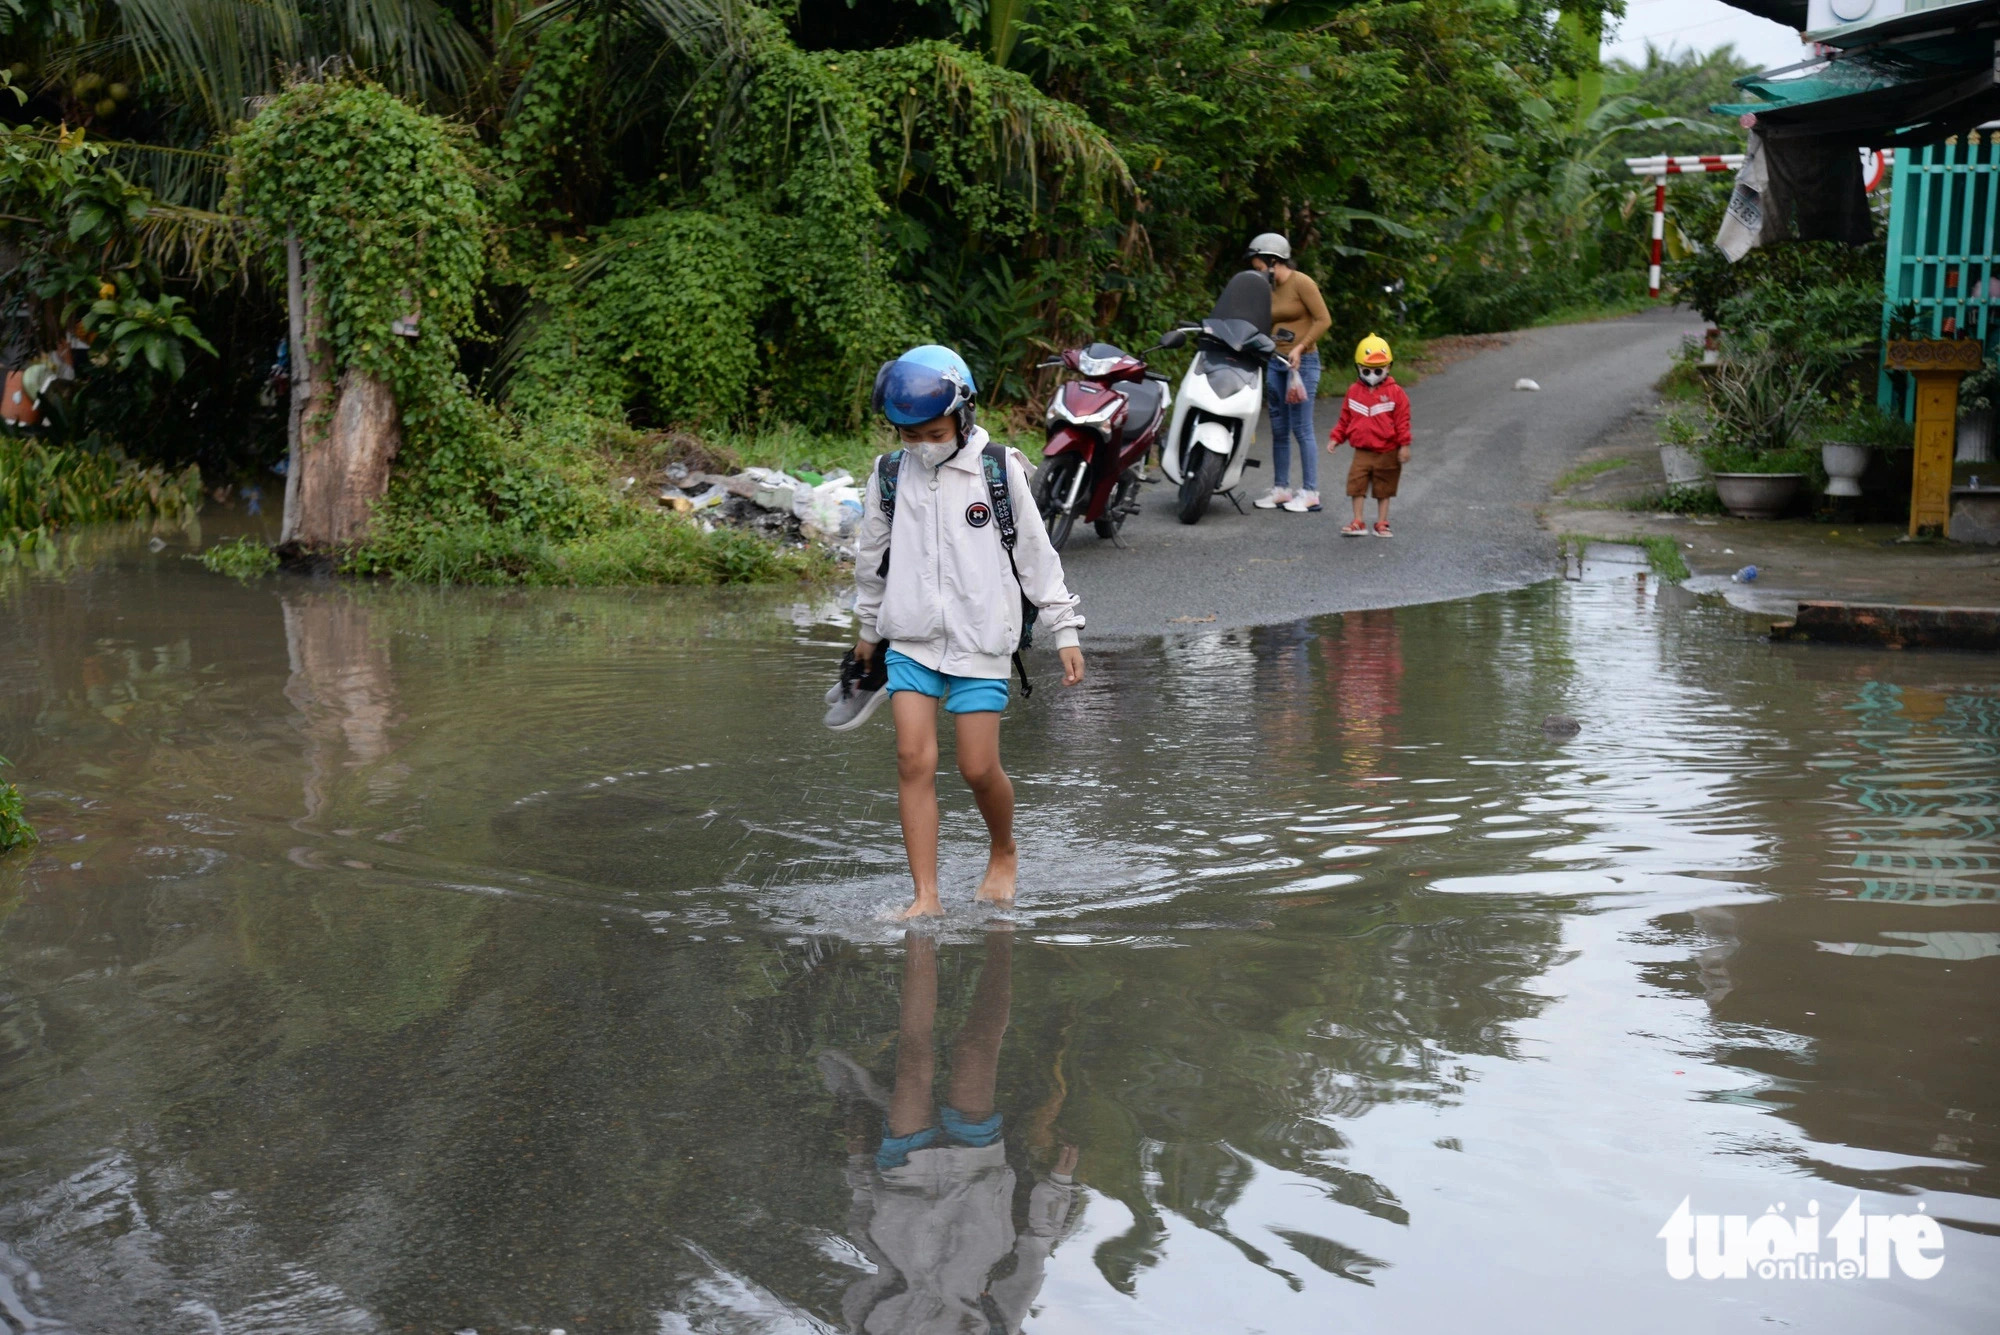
[1113,378,1165,431]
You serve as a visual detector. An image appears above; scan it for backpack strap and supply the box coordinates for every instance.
[980,442,1036,698]
[874,449,903,578]
[978,442,1016,555]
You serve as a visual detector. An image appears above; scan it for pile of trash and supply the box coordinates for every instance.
[654,461,865,559]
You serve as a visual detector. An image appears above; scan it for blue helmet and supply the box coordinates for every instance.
[873,345,977,431]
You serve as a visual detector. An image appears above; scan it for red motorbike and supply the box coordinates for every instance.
[1032,342,1172,549]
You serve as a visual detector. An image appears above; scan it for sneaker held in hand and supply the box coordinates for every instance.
[823,648,890,731]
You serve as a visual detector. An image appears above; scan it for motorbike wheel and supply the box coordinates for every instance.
[1033,455,1080,551]
[1176,447,1225,524]
[1095,473,1140,540]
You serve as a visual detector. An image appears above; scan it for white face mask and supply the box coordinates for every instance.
[915,437,960,470]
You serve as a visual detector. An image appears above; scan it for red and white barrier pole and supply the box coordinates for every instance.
[1649,176,1667,298]
[1624,154,1745,299]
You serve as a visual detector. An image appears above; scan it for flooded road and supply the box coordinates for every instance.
[1,540,1996,1334]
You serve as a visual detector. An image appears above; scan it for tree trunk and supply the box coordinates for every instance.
[281,231,306,544]
[289,267,402,549]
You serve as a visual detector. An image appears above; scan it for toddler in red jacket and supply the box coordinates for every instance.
[1326,333,1411,537]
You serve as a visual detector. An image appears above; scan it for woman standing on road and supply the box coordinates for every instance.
[1247,233,1332,514]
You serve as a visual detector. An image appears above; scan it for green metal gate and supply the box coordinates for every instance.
[1879,133,2000,409]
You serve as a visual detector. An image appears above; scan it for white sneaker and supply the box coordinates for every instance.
[1252,488,1293,510]
[1282,490,1321,513]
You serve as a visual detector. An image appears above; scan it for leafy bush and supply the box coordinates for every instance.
[350,504,827,587]
[1699,439,1818,476]
[0,123,225,434]
[1715,281,1881,365]
[1958,352,1999,419]
[344,404,827,587]
[1666,178,1885,326]
[1640,485,1727,515]
[0,756,32,853]
[199,536,279,579]
[1,436,201,541]
[503,209,791,428]
[1807,389,1914,450]
[1685,283,1879,467]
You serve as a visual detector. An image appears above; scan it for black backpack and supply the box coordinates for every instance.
[876,441,1039,696]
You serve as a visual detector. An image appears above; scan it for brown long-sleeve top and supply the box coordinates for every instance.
[1269,269,1331,360]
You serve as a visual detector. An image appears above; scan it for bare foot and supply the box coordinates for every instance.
[895,895,944,920]
[974,841,1018,905]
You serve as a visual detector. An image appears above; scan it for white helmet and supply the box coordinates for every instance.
[1246,232,1292,263]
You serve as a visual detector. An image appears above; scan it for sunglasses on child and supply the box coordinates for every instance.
[1357,365,1389,383]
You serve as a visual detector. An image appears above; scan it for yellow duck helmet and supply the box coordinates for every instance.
[1354,333,1393,367]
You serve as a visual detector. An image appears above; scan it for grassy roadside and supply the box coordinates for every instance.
[1558,531,1691,582]
[1527,294,1657,329]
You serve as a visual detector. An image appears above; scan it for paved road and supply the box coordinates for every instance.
[1054,305,1705,641]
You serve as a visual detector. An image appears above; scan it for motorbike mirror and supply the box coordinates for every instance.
[1155,329,1188,350]
[1275,328,1295,342]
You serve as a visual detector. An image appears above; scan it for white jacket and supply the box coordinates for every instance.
[853,427,1084,680]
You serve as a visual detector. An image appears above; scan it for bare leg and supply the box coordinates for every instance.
[954,711,1017,905]
[1350,493,1365,525]
[889,931,938,1136]
[893,691,944,918]
[946,927,1013,1119]
[1376,495,1392,527]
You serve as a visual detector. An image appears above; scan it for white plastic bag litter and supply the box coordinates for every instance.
[803,477,863,536]
[744,467,801,512]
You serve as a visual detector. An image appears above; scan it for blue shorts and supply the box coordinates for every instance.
[884,649,1010,714]
[876,1106,1005,1170]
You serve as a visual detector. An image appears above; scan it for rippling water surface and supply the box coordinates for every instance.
[1,541,1996,1334]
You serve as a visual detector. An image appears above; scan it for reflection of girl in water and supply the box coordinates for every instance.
[819,930,1081,1334]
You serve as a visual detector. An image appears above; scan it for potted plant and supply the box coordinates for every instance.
[1696,289,1877,518]
[1809,390,1913,498]
[1700,348,1820,517]
[1957,352,1996,463]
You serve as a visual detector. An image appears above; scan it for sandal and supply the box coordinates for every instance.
[1341,520,1368,536]
[1372,522,1393,538]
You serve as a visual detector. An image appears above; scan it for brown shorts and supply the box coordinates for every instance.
[1346,450,1402,499]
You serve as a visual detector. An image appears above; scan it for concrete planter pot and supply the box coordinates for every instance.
[1659,443,1707,489]
[1820,442,1871,498]
[1713,472,1805,519]
[1957,410,1994,463]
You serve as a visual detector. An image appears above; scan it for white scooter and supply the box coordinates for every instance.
[1156,269,1287,524]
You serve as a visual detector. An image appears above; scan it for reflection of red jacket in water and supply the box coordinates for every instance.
[1327,378,1411,453]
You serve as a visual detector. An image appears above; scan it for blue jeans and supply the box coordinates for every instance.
[1264,351,1321,491]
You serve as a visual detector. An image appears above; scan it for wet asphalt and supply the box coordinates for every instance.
[1053,305,1706,642]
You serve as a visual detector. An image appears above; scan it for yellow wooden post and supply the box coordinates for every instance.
[1887,339,1982,537]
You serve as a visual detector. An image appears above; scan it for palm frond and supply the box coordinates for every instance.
[987,0,1032,66]
[112,0,486,132]
[91,135,232,211]
[115,0,304,132]
[134,203,251,287]
[330,0,488,105]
